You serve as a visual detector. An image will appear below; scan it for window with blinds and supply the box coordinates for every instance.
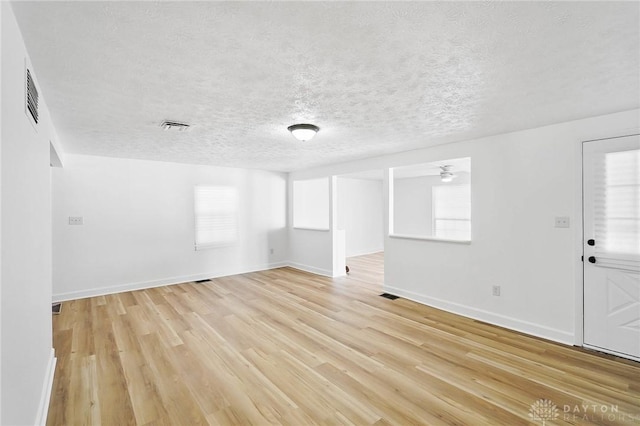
[595,149,640,257]
[194,186,238,250]
[432,184,471,240]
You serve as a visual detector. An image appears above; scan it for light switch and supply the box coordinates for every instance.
[68,216,83,225]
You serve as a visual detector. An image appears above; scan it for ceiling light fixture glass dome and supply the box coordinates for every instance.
[288,123,320,141]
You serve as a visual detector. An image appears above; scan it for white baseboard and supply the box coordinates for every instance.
[383,285,575,345]
[53,262,289,302]
[286,262,334,277]
[346,248,384,258]
[583,344,640,363]
[35,348,56,426]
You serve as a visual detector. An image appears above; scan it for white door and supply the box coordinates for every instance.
[583,134,640,360]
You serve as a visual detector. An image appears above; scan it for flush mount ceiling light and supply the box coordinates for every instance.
[440,165,456,182]
[287,123,319,141]
[160,120,190,132]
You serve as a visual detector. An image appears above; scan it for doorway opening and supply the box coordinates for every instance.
[336,170,385,289]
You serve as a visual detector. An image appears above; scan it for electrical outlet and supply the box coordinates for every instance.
[68,216,84,225]
[492,285,501,296]
[554,216,570,228]
[270,248,274,255]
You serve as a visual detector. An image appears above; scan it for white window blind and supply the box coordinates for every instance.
[432,184,471,240]
[595,149,640,257]
[194,186,238,250]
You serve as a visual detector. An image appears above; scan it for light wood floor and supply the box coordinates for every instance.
[48,252,640,425]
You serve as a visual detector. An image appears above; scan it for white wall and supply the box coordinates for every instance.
[393,176,437,236]
[293,178,330,230]
[287,177,332,276]
[288,176,384,276]
[52,154,288,300]
[1,3,57,424]
[287,175,339,277]
[337,177,384,257]
[290,109,639,345]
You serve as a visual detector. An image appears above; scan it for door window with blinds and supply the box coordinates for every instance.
[390,157,471,242]
[596,148,640,258]
[194,186,238,250]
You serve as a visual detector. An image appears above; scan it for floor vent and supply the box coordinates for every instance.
[194,279,211,283]
[380,293,399,300]
[52,302,62,315]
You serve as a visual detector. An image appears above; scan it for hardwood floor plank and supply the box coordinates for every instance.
[69,354,101,426]
[47,253,640,425]
[119,349,172,425]
[138,332,209,426]
[92,303,137,425]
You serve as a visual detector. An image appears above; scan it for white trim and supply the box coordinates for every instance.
[286,262,334,278]
[35,348,56,426]
[52,262,288,302]
[346,248,384,258]
[574,137,585,346]
[292,227,330,232]
[389,234,471,244]
[583,344,640,363]
[383,284,575,345]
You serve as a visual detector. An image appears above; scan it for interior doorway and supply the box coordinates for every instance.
[336,170,385,287]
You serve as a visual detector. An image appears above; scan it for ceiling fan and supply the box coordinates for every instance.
[440,165,456,182]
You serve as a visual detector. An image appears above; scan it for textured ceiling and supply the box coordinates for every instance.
[11,1,640,172]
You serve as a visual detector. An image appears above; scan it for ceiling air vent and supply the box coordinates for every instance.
[160,120,190,132]
[26,69,39,124]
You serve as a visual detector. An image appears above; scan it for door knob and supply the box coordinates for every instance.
[587,239,595,246]
[588,256,596,263]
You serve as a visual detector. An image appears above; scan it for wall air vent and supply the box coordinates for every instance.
[26,69,39,124]
[160,120,190,132]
